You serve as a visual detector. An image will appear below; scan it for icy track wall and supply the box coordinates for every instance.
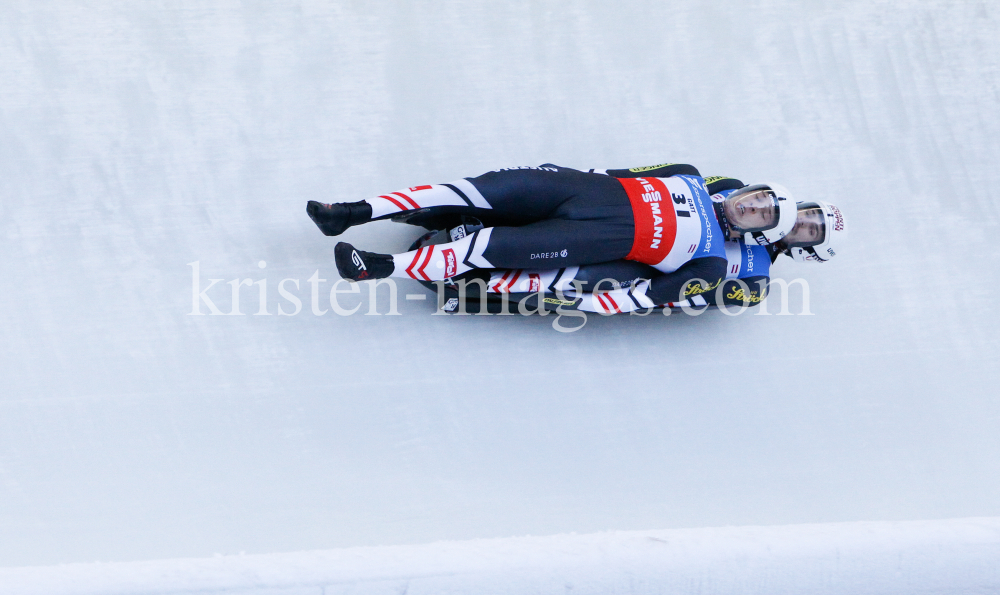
[1,0,999,589]
[3,519,1000,595]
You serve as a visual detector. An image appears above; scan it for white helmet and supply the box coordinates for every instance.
[724,183,798,246]
[786,201,847,262]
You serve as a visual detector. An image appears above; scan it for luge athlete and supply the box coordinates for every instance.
[306,163,798,307]
[391,174,847,314]
[461,197,848,314]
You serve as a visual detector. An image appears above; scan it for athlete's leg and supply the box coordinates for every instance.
[364,180,493,220]
[483,266,580,295]
[396,219,632,281]
[437,260,663,315]
[309,166,626,236]
[370,167,618,221]
[479,260,659,295]
[384,229,494,282]
[482,259,706,315]
[337,218,633,282]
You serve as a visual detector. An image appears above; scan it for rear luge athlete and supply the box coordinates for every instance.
[307,164,798,307]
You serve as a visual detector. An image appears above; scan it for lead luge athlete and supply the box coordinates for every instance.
[465,201,848,314]
[435,176,848,314]
[307,164,797,306]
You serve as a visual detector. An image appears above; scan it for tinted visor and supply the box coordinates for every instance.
[726,186,780,232]
[785,203,826,248]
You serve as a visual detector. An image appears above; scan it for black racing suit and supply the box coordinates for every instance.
[386,163,730,309]
[413,169,776,311]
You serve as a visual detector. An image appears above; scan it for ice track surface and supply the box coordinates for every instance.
[1,0,999,591]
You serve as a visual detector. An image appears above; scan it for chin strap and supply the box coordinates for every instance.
[767,242,789,263]
[712,201,738,238]
[747,230,771,246]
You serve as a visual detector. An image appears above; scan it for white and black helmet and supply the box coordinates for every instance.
[724,183,798,246]
[786,201,848,262]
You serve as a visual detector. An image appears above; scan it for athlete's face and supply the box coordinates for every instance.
[725,189,777,232]
[785,208,826,248]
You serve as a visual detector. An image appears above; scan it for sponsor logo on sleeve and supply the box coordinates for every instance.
[683,277,722,297]
[628,163,676,173]
[528,274,540,293]
[727,287,763,303]
[497,165,558,172]
[543,297,576,306]
[449,225,467,242]
[443,248,457,278]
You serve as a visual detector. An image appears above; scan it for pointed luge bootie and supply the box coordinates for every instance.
[334,242,395,281]
[306,200,373,237]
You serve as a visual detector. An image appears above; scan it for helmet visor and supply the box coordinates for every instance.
[785,203,826,248]
[726,187,779,233]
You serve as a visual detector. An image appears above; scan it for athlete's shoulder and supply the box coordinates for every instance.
[704,176,746,195]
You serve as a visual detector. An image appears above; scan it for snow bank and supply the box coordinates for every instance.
[3,517,998,595]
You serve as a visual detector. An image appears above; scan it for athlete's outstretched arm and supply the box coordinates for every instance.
[703,176,746,195]
[574,257,727,313]
[732,276,769,307]
[643,257,728,305]
[598,163,702,178]
[685,275,770,309]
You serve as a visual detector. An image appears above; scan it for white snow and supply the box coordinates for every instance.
[1,0,999,592]
[3,517,999,595]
